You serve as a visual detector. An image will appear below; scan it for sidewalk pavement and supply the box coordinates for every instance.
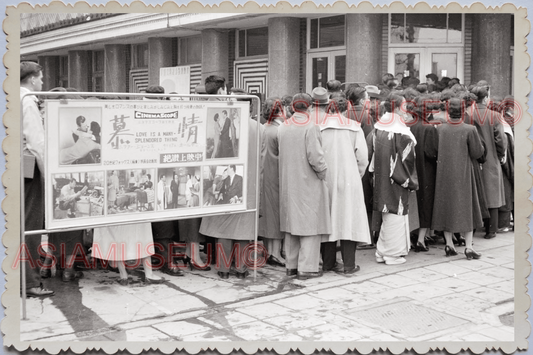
[20,230,515,343]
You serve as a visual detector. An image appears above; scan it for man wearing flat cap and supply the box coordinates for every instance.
[277,88,331,280]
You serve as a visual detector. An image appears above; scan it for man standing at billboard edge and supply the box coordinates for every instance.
[278,89,332,280]
[20,61,54,296]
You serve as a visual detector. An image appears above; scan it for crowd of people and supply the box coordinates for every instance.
[20,60,515,298]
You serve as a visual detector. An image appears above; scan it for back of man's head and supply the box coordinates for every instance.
[20,61,42,84]
[205,75,226,95]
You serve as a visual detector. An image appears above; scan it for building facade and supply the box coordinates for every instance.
[20,12,514,99]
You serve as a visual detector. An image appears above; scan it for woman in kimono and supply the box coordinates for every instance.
[368,93,419,265]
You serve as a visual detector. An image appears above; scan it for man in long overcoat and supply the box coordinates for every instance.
[278,89,331,280]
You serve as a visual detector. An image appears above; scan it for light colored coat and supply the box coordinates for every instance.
[320,116,370,243]
[278,112,331,236]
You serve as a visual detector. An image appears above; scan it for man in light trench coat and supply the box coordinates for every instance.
[277,89,332,280]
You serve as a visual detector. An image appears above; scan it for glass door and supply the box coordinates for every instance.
[307,50,346,92]
[427,47,463,82]
[389,48,424,83]
[389,47,463,84]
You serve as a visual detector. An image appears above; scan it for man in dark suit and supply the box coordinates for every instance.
[219,165,242,204]
[169,173,179,208]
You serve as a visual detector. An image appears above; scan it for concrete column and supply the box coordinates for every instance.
[148,37,173,87]
[201,29,229,83]
[68,51,89,92]
[267,17,300,97]
[104,44,128,93]
[345,14,383,85]
[471,14,512,98]
[38,56,59,91]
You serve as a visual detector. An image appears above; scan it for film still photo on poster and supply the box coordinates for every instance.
[52,171,105,220]
[206,107,241,159]
[58,106,102,165]
[106,169,156,214]
[204,165,244,206]
[156,166,202,210]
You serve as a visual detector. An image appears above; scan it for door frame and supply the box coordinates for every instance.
[388,47,464,83]
[306,49,346,93]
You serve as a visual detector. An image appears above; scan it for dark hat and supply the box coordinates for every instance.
[145,85,165,94]
[311,87,330,105]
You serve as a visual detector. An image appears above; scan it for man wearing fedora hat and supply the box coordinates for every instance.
[278,89,331,280]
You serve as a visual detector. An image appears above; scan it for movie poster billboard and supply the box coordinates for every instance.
[45,99,250,230]
[160,66,191,95]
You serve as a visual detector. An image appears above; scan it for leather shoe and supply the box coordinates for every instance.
[297,271,323,280]
[336,265,361,275]
[217,271,229,279]
[145,277,165,284]
[163,267,184,277]
[40,268,51,279]
[26,285,54,297]
[62,270,83,282]
[236,270,249,279]
[413,241,429,252]
[286,268,298,277]
[267,256,285,267]
[117,278,129,286]
[484,232,496,239]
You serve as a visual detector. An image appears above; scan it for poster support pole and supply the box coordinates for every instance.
[20,97,27,320]
[253,96,261,281]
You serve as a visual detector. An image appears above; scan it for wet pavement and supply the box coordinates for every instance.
[20,230,515,343]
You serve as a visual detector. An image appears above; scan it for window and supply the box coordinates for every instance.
[92,50,104,92]
[179,36,202,65]
[310,15,345,49]
[238,27,268,57]
[132,43,148,68]
[390,14,463,44]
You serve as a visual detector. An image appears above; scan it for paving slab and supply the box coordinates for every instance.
[480,266,516,280]
[424,262,472,277]
[197,311,257,330]
[153,320,214,339]
[236,302,293,319]
[123,326,174,341]
[20,298,75,342]
[427,276,479,293]
[395,267,449,282]
[462,286,514,304]
[455,270,508,286]
[370,273,420,288]
[230,321,286,341]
